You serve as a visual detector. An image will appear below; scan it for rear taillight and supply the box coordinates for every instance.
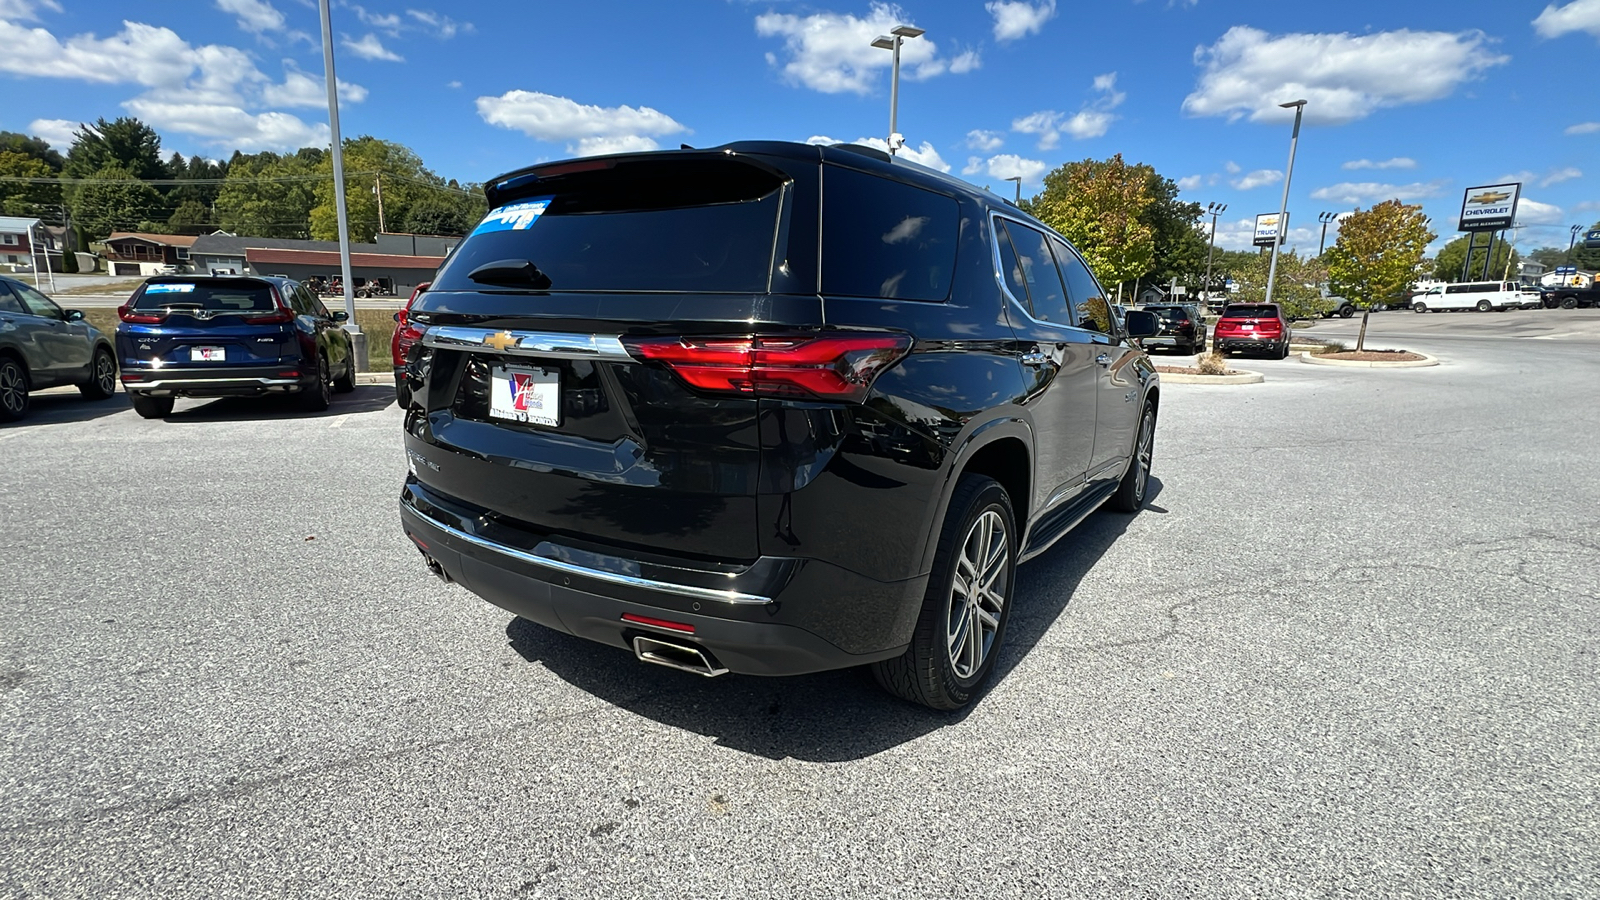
[623,333,913,403]
[249,309,295,324]
[117,304,165,324]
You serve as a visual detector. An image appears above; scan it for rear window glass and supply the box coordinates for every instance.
[1221,305,1278,318]
[132,281,276,311]
[1147,307,1191,321]
[822,165,958,302]
[432,158,786,294]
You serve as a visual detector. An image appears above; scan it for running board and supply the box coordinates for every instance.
[1018,481,1118,563]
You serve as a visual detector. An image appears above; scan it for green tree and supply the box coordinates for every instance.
[62,118,167,182]
[1224,249,1330,318]
[72,164,164,239]
[168,199,210,234]
[1136,171,1209,289]
[1433,233,1518,282]
[0,131,65,170]
[309,137,445,242]
[0,151,62,218]
[1027,153,1155,289]
[216,152,318,238]
[1325,200,1435,350]
[1572,221,1600,272]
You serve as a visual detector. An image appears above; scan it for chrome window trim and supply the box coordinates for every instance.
[404,497,773,606]
[988,211,1117,341]
[421,326,633,361]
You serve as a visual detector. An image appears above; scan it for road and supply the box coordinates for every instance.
[2,314,1597,898]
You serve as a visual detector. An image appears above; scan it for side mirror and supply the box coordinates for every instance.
[331,310,349,323]
[64,309,85,322]
[1123,309,1160,339]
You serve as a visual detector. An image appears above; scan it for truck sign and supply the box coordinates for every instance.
[1457,182,1520,232]
[1253,212,1289,247]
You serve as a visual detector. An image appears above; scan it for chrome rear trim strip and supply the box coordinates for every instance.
[422,326,632,361]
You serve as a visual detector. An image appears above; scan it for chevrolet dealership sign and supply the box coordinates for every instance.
[1457,183,1520,232]
[1252,212,1288,247]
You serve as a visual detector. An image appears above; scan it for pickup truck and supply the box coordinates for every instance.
[1542,284,1600,308]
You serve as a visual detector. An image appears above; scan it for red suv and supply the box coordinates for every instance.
[1214,303,1291,358]
[391,282,429,404]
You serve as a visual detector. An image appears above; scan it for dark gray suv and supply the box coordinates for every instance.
[0,275,117,422]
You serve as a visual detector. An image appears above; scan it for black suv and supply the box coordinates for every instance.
[397,142,1161,709]
[1139,303,1207,353]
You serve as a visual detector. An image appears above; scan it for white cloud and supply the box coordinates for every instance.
[0,0,60,22]
[123,99,329,152]
[260,63,367,107]
[963,156,983,176]
[1542,167,1582,186]
[405,9,468,39]
[1567,121,1600,134]
[1309,181,1448,204]
[981,153,1047,182]
[345,3,401,34]
[1176,174,1203,191]
[1534,0,1600,40]
[985,0,1056,42]
[476,90,688,157]
[1183,26,1509,125]
[1232,169,1282,190]
[25,118,78,151]
[966,129,1004,151]
[754,3,972,95]
[1343,157,1417,170]
[1514,198,1564,225]
[847,137,951,172]
[1224,160,1241,174]
[446,79,461,89]
[1012,72,1123,147]
[341,32,402,61]
[215,0,285,34]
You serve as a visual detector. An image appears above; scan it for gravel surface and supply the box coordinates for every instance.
[2,309,1597,898]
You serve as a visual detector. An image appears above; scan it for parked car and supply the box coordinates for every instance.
[115,275,356,419]
[0,275,118,422]
[397,141,1163,710]
[1214,302,1292,358]
[1140,303,1207,353]
[1410,281,1539,313]
[391,281,429,405]
[1321,295,1357,318]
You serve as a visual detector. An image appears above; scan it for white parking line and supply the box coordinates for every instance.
[328,414,350,429]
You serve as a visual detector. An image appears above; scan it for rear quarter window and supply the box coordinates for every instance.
[821,165,959,302]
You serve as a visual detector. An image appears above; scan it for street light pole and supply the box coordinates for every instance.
[319,0,363,368]
[871,25,924,156]
[1318,211,1337,256]
[1005,176,1022,204]
[1203,202,1226,309]
[1264,99,1307,307]
[1571,224,1582,259]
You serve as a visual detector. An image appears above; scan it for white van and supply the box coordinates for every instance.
[1411,281,1541,313]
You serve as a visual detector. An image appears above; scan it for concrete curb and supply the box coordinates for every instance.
[1299,351,1439,369]
[1158,369,1264,384]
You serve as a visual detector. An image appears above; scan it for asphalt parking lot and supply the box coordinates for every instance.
[3,310,1598,898]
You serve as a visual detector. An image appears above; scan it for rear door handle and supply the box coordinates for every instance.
[1095,353,1112,367]
[1020,348,1049,367]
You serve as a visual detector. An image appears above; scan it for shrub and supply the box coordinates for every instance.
[1196,352,1229,375]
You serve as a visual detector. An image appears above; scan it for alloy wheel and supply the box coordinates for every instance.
[95,354,116,395]
[946,509,1009,680]
[0,361,24,414]
[1132,408,1155,505]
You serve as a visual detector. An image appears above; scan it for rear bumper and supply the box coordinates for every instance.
[120,365,311,396]
[1142,334,1200,348]
[399,479,920,676]
[1216,337,1283,352]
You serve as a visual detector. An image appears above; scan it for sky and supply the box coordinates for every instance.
[0,0,1596,254]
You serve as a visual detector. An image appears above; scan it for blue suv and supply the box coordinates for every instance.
[116,276,356,418]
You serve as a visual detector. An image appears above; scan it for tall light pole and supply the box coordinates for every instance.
[1263,99,1307,306]
[1317,211,1337,256]
[871,25,924,156]
[1203,202,1226,309]
[1571,224,1583,260]
[1004,176,1022,204]
[319,0,363,368]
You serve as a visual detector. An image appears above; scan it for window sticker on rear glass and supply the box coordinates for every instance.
[145,283,196,293]
[473,197,554,235]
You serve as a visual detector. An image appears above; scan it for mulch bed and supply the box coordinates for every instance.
[1315,349,1427,362]
[1155,365,1243,375]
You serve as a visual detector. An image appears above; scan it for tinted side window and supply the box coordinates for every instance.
[285,284,311,314]
[999,222,1071,324]
[12,282,63,319]
[1055,242,1113,335]
[822,166,958,302]
[0,282,22,315]
[995,222,1030,308]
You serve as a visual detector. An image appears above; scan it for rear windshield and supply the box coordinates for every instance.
[1147,307,1191,321]
[132,281,276,311]
[431,157,786,294]
[1221,305,1278,318]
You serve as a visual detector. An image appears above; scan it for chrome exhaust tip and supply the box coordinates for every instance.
[419,551,452,584]
[632,635,729,678]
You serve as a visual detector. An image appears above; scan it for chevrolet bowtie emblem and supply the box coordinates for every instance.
[482,331,519,352]
[1468,190,1511,205]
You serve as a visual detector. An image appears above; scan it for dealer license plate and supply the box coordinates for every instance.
[489,365,560,427]
[190,345,226,362]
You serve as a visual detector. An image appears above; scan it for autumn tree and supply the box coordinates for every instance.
[1325,200,1435,350]
[1433,234,1518,283]
[1224,249,1330,318]
[1027,153,1155,289]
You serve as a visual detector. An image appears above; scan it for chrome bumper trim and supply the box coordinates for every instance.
[421,326,632,361]
[402,497,772,606]
[124,376,302,388]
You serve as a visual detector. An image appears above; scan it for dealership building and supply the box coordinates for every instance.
[187,232,454,296]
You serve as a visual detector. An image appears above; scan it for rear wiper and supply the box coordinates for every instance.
[468,259,552,290]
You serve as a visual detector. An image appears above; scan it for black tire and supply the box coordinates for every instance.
[78,347,117,400]
[0,355,29,423]
[871,474,1016,711]
[1279,342,1291,359]
[1110,401,1156,513]
[332,352,356,393]
[1413,303,1427,313]
[1340,306,1354,318]
[1476,300,1492,312]
[130,393,173,419]
[395,382,411,407]
[1561,297,1578,310]
[301,354,332,412]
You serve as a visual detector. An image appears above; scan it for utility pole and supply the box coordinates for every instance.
[319,0,364,368]
[374,173,386,235]
[1203,202,1226,310]
[1264,100,1307,306]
